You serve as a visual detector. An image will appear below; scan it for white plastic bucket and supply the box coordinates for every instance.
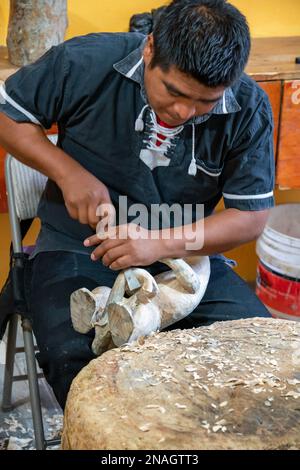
[256,204,300,321]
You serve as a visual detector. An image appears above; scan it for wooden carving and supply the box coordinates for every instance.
[70,256,210,355]
[62,317,300,450]
[7,0,68,66]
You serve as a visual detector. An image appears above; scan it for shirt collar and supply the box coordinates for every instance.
[113,39,241,123]
[113,37,147,87]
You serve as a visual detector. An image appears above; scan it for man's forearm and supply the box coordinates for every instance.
[162,208,270,258]
[0,112,84,185]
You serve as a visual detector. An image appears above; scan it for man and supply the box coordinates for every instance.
[0,0,274,409]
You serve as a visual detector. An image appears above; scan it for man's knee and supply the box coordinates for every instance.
[36,334,95,408]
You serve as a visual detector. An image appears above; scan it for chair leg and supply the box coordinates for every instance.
[2,314,18,411]
[22,318,46,450]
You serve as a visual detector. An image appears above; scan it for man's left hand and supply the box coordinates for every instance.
[83,224,167,270]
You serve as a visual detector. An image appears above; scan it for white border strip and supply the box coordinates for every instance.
[222,92,228,114]
[126,57,143,78]
[196,164,222,177]
[0,85,42,126]
[223,191,274,200]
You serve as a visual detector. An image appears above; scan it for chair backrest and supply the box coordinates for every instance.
[5,134,58,221]
[4,134,58,252]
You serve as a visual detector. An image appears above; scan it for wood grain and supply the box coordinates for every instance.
[247,37,300,81]
[62,318,300,450]
[277,80,300,188]
[258,81,281,153]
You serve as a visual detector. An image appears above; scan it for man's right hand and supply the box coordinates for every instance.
[0,113,113,230]
[56,166,113,230]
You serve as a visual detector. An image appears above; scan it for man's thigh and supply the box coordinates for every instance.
[164,257,270,331]
[26,251,118,335]
[25,251,119,407]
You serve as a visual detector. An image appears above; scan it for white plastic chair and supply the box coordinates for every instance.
[2,134,60,449]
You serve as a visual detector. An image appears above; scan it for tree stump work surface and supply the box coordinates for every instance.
[62,318,300,450]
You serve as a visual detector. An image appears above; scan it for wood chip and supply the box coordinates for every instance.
[219,401,228,407]
[212,425,222,432]
[283,391,300,399]
[139,423,151,432]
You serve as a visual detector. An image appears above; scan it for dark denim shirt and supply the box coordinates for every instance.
[0,33,275,257]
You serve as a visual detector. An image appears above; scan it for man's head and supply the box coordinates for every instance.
[143,0,250,126]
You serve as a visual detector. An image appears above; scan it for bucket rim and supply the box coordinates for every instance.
[264,225,300,246]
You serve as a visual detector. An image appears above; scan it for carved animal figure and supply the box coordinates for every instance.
[70,256,210,355]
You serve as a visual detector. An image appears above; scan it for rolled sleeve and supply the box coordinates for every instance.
[221,95,275,211]
[0,44,68,129]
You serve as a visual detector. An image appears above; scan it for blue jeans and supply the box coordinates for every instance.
[24,251,269,409]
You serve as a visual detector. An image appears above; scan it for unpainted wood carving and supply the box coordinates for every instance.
[70,256,210,355]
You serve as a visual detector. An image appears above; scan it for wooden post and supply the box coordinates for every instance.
[7,0,68,66]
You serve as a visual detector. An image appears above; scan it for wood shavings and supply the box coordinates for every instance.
[212,425,223,432]
[139,423,151,432]
[201,423,210,430]
[145,405,166,414]
[4,416,27,434]
[223,378,245,387]
[287,379,300,385]
[6,437,33,450]
[215,419,227,426]
[283,391,300,399]
[185,365,197,372]
[219,401,228,407]
[269,359,278,367]
[62,317,300,450]
[248,329,258,334]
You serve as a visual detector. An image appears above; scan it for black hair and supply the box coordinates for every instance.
[151,0,251,87]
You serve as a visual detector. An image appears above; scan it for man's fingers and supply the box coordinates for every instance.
[90,238,123,260]
[65,203,78,221]
[84,227,117,247]
[101,246,128,268]
[84,233,101,247]
[109,255,132,271]
[77,205,89,225]
[88,203,100,229]
[96,201,116,227]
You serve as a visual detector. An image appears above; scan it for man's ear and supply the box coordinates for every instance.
[143,34,154,66]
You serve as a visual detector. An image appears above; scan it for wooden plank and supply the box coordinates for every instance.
[247,37,300,81]
[276,80,300,188]
[1,38,300,82]
[258,81,281,153]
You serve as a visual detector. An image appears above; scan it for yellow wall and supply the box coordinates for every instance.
[1,0,300,45]
[0,0,300,288]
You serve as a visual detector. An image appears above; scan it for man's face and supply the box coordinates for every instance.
[143,36,226,126]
